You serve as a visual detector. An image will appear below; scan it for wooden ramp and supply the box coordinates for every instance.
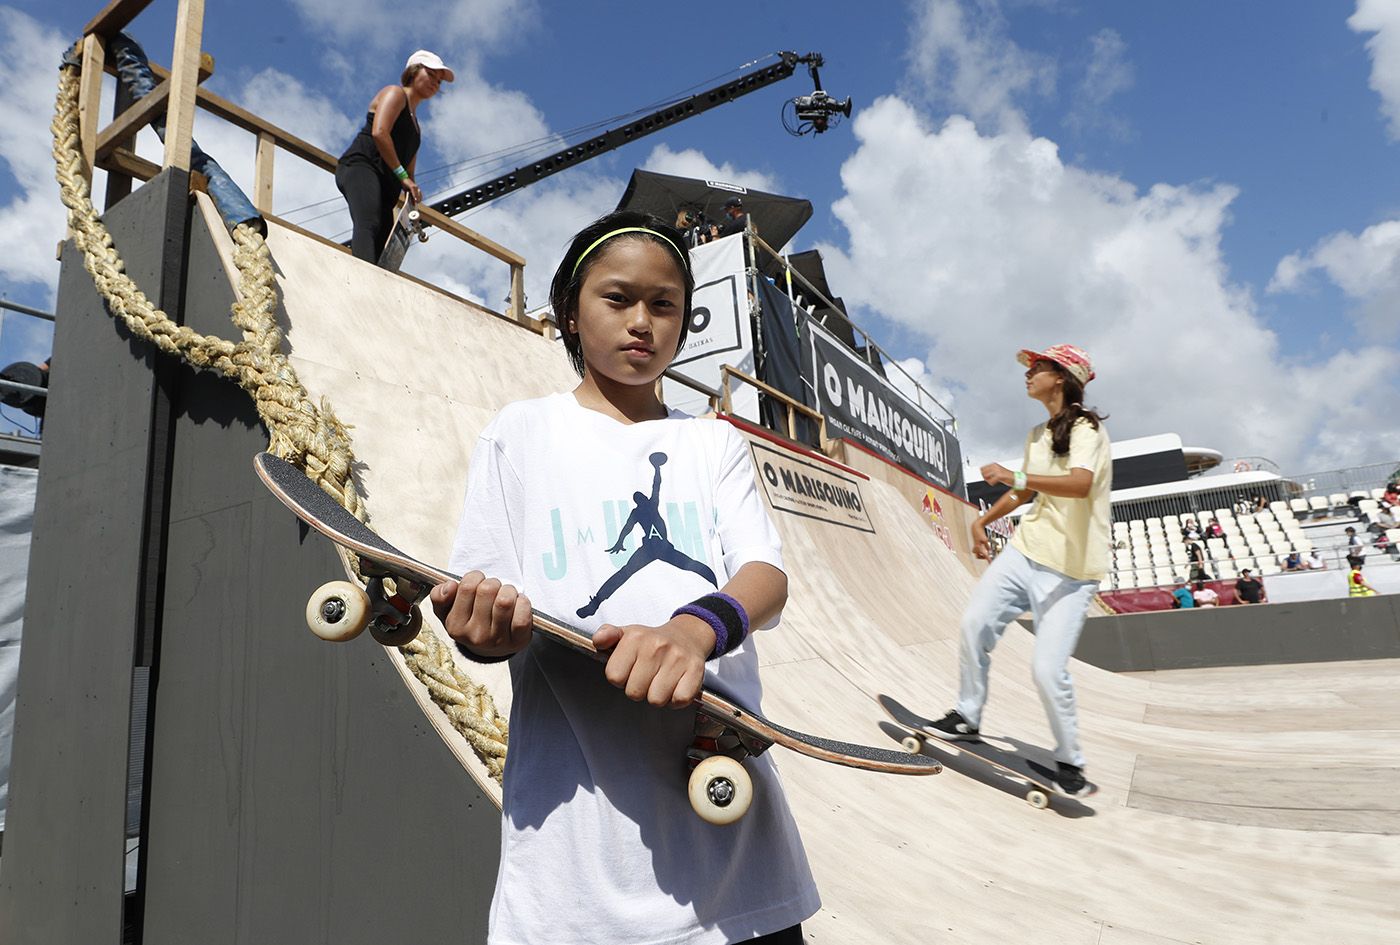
[201,196,1400,944]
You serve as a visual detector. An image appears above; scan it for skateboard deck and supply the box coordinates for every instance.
[254,452,940,823]
[877,694,1094,808]
[377,197,426,272]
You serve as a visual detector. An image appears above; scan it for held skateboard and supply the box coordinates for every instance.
[877,694,1094,809]
[254,452,940,824]
[377,197,427,272]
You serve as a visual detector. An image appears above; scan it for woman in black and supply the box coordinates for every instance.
[336,49,453,263]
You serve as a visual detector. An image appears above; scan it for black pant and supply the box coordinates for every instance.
[335,161,399,263]
[739,924,802,944]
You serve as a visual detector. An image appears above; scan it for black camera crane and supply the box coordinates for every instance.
[428,51,847,219]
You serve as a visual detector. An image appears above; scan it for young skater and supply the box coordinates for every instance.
[430,210,819,945]
[930,344,1110,798]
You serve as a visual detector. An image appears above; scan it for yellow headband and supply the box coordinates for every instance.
[570,227,689,279]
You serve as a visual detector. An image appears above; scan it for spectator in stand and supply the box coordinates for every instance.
[1205,518,1226,540]
[1186,540,1210,582]
[1181,518,1202,541]
[1284,550,1304,571]
[1170,578,1195,609]
[1234,568,1267,604]
[1370,505,1398,534]
[1344,526,1367,569]
[1194,580,1219,607]
[1234,495,1252,516]
[1252,494,1268,513]
[1306,549,1326,570]
[1348,561,1379,597]
[1382,482,1399,508]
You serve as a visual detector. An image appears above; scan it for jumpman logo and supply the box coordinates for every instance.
[576,452,717,618]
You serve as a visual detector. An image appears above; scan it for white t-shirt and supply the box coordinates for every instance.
[1194,586,1219,607]
[449,392,819,945]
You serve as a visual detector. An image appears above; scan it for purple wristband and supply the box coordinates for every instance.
[673,592,750,659]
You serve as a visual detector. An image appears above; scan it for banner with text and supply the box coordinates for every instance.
[662,233,759,421]
[805,319,964,495]
[750,441,874,532]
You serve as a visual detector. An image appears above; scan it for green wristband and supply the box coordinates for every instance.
[393,165,409,181]
[1013,470,1027,491]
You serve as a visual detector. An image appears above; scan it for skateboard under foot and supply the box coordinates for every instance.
[878,694,1095,809]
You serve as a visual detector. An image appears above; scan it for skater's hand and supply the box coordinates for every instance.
[971,522,992,560]
[401,177,422,203]
[431,571,532,659]
[980,462,1012,486]
[593,616,715,708]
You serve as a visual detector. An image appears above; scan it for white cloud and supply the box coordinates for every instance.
[1269,219,1400,339]
[1350,0,1400,140]
[288,0,531,55]
[817,95,1400,471]
[640,144,780,195]
[0,9,71,294]
[905,0,1056,133]
[1066,28,1134,140]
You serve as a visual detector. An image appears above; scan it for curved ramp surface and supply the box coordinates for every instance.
[202,198,1400,944]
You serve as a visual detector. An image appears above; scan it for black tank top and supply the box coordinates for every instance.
[338,95,420,177]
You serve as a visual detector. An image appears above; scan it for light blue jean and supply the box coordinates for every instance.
[956,545,1098,768]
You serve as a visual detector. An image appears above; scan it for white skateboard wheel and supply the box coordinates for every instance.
[307,581,370,642]
[688,755,752,825]
[1026,790,1050,809]
[900,735,924,754]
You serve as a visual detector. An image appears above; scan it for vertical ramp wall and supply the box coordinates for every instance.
[0,172,500,944]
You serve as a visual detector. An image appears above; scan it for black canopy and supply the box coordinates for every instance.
[616,169,814,255]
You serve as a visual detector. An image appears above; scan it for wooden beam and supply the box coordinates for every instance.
[99,147,161,183]
[83,0,156,38]
[192,91,337,171]
[78,34,106,180]
[162,0,205,171]
[94,79,168,162]
[417,206,526,267]
[509,264,526,323]
[253,132,276,213]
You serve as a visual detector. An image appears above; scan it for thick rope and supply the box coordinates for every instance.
[52,62,507,782]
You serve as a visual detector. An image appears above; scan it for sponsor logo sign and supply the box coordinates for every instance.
[805,319,964,494]
[662,234,759,421]
[751,441,874,533]
[920,489,955,550]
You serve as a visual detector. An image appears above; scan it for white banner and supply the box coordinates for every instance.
[663,233,759,421]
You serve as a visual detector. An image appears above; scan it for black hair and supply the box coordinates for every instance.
[550,210,695,378]
[1044,364,1108,456]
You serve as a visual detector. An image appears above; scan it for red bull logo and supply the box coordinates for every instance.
[922,489,954,550]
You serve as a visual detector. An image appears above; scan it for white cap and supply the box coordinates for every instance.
[405,49,455,82]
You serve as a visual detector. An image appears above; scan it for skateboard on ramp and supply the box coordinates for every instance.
[377,197,426,272]
[254,451,941,824]
[878,694,1094,809]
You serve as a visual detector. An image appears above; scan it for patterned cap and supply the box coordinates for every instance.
[1017,343,1095,385]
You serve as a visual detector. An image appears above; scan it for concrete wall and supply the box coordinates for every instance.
[1077,593,1400,672]
[0,173,499,944]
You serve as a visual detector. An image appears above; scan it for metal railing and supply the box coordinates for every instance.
[75,0,528,323]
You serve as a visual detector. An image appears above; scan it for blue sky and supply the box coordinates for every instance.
[1,0,1397,471]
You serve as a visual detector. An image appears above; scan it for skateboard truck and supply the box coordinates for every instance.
[305,567,424,647]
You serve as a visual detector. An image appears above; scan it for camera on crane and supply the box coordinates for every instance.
[792,90,852,132]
